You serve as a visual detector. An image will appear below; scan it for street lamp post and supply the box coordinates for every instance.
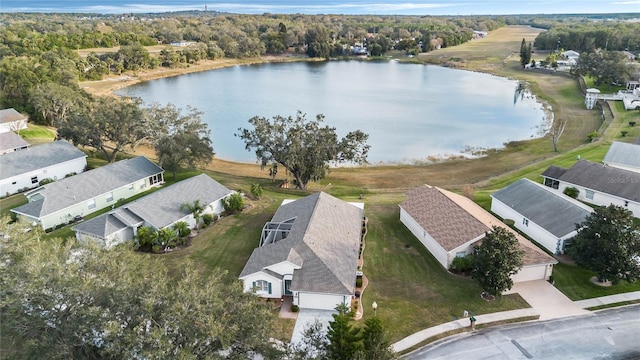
[372,301,378,317]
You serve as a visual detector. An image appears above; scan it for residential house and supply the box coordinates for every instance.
[0,108,28,133]
[603,141,640,173]
[11,156,164,231]
[622,50,636,61]
[239,192,364,310]
[542,160,640,217]
[560,50,580,67]
[399,185,556,283]
[491,179,593,254]
[0,131,29,155]
[0,140,87,197]
[72,174,233,248]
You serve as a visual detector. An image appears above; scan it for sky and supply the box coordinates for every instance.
[1,0,639,15]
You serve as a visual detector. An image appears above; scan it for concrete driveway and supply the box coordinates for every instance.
[289,309,336,347]
[505,280,589,320]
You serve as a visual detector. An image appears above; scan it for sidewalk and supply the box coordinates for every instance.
[391,290,640,353]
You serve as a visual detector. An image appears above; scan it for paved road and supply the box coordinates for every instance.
[402,305,640,360]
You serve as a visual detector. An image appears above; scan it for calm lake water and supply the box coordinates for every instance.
[117,61,548,164]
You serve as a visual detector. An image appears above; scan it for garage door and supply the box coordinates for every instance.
[298,292,346,310]
[511,265,548,283]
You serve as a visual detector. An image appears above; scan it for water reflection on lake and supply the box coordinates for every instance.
[117,61,548,164]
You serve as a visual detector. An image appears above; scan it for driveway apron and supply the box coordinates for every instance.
[507,280,590,320]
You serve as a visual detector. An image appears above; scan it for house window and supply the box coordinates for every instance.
[129,184,134,191]
[455,251,466,258]
[87,199,96,209]
[544,178,559,189]
[31,176,38,184]
[523,218,529,226]
[585,189,594,200]
[106,192,113,202]
[139,181,146,190]
[253,280,271,294]
[149,174,162,185]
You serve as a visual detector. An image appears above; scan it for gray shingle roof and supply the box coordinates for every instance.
[491,179,592,237]
[0,108,27,124]
[0,140,86,180]
[603,141,640,170]
[72,174,231,237]
[400,185,489,251]
[0,132,30,153]
[542,160,640,202]
[12,156,163,218]
[240,192,363,295]
[124,173,232,229]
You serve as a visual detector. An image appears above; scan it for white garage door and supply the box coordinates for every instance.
[298,292,346,310]
[511,265,548,283]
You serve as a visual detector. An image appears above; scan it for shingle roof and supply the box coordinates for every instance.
[240,192,363,295]
[603,141,640,170]
[0,108,27,124]
[12,156,163,218]
[542,160,640,202]
[125,173,232,229]
[541,165,567,180]
[72,174,232,237]
[491,179,592,238]
[0,140,86,180]
[0,132,29,153]
[403,184,556,266]
[399,185,489,251]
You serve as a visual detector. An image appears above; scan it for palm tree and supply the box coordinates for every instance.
[173,221,191,239]
[180,199,206,230]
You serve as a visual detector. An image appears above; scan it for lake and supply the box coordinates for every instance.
[117,60,548,164]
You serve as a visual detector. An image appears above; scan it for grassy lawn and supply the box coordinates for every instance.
[552,263,640,301]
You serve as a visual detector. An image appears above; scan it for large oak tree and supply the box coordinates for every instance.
[568,204,640,284]
[237,111,370,190]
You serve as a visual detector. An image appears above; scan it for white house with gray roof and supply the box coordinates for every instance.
[0,131,29,155]
[603,141,640,173]
[11,156,163,231]
[72,174,233,248]
[0,140,87,197]
[491,178,593,254]
[542,160,640,218]
[0,108,28,133]
[239,192,364,311]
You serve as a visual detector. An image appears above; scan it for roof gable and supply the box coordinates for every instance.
[400,185,489,251]
[0,108,27,124]
[0,132,30,153]
[491,179,592,237]
[0,140,86,180]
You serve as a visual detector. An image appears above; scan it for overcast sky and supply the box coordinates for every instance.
[2,0,639,15]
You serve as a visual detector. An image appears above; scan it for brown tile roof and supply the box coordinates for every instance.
[400,185,489,251]
[439,188,556,266]
[401,185,556,266]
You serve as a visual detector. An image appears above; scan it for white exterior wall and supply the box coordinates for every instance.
[511,264,554,283]
[241,272,283,299]
[447,242,478,267]
[0,119,28,133]
[36,176,159,231]
[400,207,448,269]
[556,182,640,218]
[75,227,133,248]
[265,261,298,276]
[491,198,562,254]
[296,291,350,310]
[0,157,87,197]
